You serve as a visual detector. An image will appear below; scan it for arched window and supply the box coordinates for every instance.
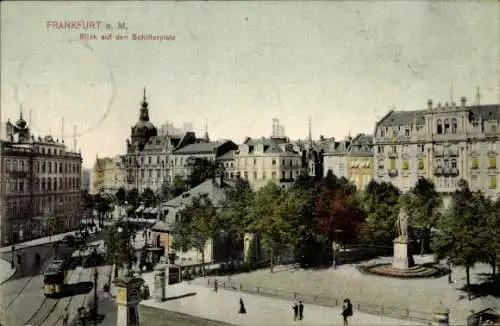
[436,159,443,168]
[451,118,458,133]
[451,159,457,168]
[437,119,443,134]
[444,119,450,133]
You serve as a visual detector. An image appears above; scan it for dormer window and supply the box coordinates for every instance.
[437,119,443,134]
[451,118,458,133]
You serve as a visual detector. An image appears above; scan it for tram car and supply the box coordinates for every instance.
[43,259,66,297]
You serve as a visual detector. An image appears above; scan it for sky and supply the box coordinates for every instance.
[1,1,499,168]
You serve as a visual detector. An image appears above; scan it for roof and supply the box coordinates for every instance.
[347,133,373,156]
[376,104,500,128]
[152,178,235,231]
[173,142,219,155]
[239,137,297,154]
[323,140,351,155]
[216,150,235,161]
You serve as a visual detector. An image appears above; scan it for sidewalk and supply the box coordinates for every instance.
[0,226,104,254]
[139,272,423,326]
[0,257,16,285]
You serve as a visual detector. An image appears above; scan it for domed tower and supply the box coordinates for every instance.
[130,88,158,150]
[14,112,30,142]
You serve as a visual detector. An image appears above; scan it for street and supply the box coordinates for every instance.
[0,231,109,326]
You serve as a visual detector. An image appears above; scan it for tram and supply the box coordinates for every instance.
[43,259,66,297]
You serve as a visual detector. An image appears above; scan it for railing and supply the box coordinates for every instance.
[207,279,432,323]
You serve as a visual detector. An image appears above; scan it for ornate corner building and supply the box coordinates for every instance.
[373,96,500,196]
[0,114,83,245]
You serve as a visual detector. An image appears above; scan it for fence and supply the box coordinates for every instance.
[207,278,432,324]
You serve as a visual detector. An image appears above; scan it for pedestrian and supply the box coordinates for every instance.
[239,298,246,314]
[214,279,218,293]
[298,301,304,320]
[341,305,348,325]
[292,302,299,321]
[62,308,69,326]
[344,298,353,324]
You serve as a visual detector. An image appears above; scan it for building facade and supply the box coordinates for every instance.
[216,150,236,180]
[234,137,304,190]
[373,97,500,196]
[0,114,83,245]
[346,134,374,190]
[323,137,351,179]
[90,155,126,195]
[169,140,238,180]
[122,89,197,194]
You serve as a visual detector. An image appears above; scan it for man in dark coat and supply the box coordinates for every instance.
[298,301,304,320]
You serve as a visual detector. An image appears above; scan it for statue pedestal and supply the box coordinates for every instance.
[392,237,415,270]
[113,275,145,326]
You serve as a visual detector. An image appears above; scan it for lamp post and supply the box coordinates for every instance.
[90,247,99,326]
[11,245,15,269]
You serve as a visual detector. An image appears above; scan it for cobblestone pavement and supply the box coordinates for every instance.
[192,255,500,325]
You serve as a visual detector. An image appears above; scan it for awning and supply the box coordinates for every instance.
[135,205,145,213]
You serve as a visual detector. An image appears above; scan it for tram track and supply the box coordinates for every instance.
[2,249,53,310]
[23,266,81,326]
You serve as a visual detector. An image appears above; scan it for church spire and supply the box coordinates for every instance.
[308,116,313,148]
[203,119,210,142]
[139,87,150,121]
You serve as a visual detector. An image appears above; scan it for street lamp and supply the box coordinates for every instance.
[90,247,100,326]
[11,245,15,269]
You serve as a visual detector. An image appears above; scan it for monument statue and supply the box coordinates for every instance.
[396,207,409,239]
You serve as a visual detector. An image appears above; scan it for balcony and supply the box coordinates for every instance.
[388,169,398,177]
[446,148,459,157]
[488,169,498,176]
[434,167,443,175]
[388,151,398,159]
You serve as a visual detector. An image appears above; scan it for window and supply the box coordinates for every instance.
[262,172,266,179]
[289,160,293,167]
[389,159,396,170]
[436,159,443,168]
[272,159,276,166]
[19,180,24,192]
[253,159,256,165]
[253,171,257,180]
[20,161,25,171]
[48,178,52,190]
[41,178,45,191]
[471,158,479,169]
[380,129,385,137]
[282,160,285,166]
[418,160,424,170]
[282,171,286,179]
[405,129,410,136]
[244,171,248,179]
[489,158,497,169]
[391,146,396,153]
[403,160,409,170]
[451,119,458,133]
[141,157,145,164]
[59,164,62,173]
[437,119,442,134]
[377,146,382,154]
[490,176,497,189]
[444,119,450,133]
[271,171,277,179]
[451,159,457,169]
[157,156,160,164]
[148,157,152,164]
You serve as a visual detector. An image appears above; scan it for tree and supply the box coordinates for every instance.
[478,197,500,279]
[115,187,127,205]
[432,179,484,300]
[126,188,139,207]
[316,174,364,246]
[186,158,218,188]
[402,178,440,255]
[105,222,135,277]
[141,187,156,207]
[249,182,289,273]
[171,176,188,197]
[359,180,401,246]
[173,195,222,276]
[219,179,254,241]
